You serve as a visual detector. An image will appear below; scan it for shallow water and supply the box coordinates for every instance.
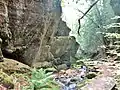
[55,66,87,90]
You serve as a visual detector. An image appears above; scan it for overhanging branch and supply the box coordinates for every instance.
[78,0,100,35]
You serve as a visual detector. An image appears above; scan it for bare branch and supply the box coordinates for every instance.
[78,0,100,35]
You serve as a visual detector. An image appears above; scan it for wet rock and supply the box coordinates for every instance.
[65,69,78,77]
[54,66,88,90]
[62,83,77,90]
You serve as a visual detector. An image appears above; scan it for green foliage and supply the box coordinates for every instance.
[104,15,120,61]
[104,16,120,39]
[22,68,59,90]
[0,70,13,87]
[105,33,120,39]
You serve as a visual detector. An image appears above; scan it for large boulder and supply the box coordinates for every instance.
[0,0,79,68]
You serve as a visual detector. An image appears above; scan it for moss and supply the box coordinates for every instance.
[86,72,97,79]
[0,70,14,89]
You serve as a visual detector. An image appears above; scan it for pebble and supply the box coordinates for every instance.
[55,66,87,90]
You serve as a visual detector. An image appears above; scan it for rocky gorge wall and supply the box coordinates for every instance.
[0,0,79,68]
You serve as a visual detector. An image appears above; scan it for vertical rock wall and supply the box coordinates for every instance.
[0,0,78,67]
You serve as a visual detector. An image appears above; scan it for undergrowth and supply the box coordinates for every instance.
[22,68,59,90]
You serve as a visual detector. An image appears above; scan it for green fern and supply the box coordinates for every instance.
[22,68,59,90]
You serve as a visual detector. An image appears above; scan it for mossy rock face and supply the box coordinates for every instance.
[0,71,14,89]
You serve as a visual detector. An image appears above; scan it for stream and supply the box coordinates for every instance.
[54,66,87,90]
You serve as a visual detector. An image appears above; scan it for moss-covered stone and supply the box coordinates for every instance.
[0,70,14,89]
[86,72,97,79]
